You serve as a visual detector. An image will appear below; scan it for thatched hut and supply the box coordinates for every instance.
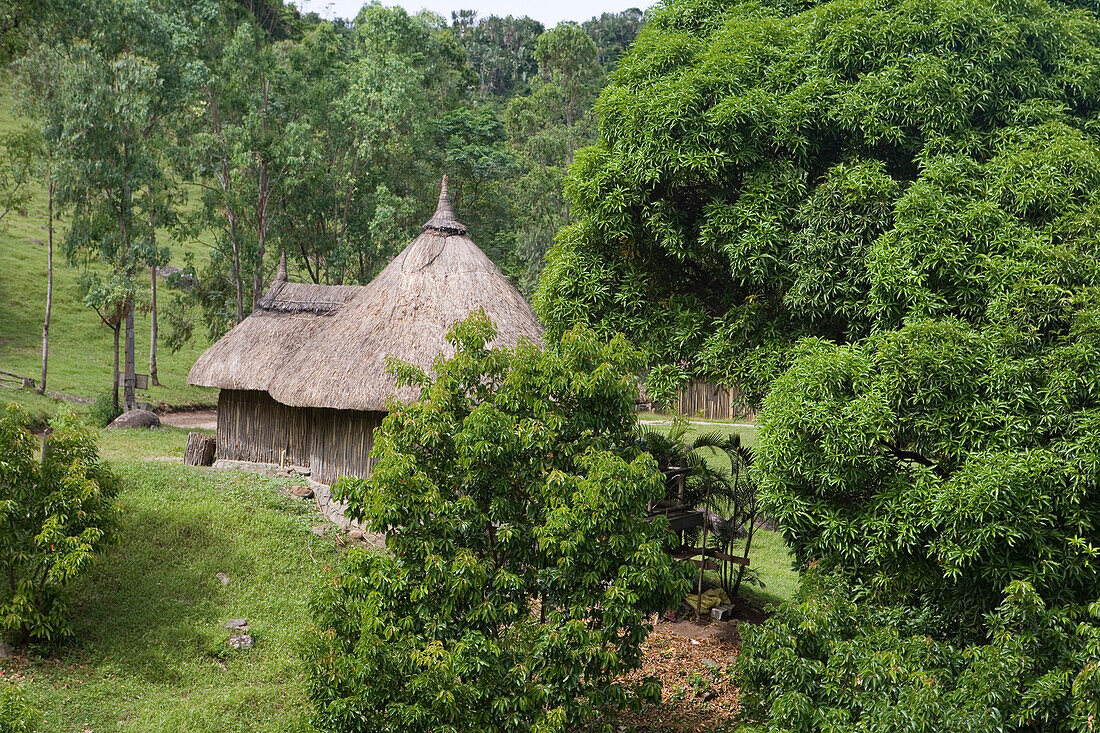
[188,177,543,484]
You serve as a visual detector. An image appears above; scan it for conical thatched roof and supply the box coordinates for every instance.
[188,177,543,411]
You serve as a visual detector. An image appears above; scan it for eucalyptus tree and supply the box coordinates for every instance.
[184,15,291,322]
[17,0,200,408]
[276,4,474,286]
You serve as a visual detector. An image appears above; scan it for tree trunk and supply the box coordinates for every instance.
[149,265,161,386]
[37,175,53,395]
[184,432,216,466]
[112,324,120,413]
[124,308,136,410]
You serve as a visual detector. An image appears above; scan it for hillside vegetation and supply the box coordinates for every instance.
[3,426,337,733]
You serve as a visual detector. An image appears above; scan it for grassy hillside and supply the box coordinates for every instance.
[0,82,216,409]
[3,427,337,733]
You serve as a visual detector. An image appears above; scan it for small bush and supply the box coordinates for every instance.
[0,404,121,644]
[307,316,689,732]
[87,393,121,428]
[0,679,39,733]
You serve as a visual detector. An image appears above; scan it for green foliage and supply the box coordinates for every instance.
[0,404,121,644]
[0,679,38,733]
[537,0,1100,399]
[87,393,122,428]
[736,573,1100,733]
[756,310,1100,639]
[308,316,689,732]
[0,127,38,229]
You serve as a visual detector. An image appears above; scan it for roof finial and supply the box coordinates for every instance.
[276,249,287,283]
[423,175,467,235]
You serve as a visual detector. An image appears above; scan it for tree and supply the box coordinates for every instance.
[452,12,544,97]
[534,24,600,128]
[533,0,1100,728]
[308,315,688,732]
[18,0,197,408]
[0,129,36,229]
[535,0,1100,401]
[78,273,135,414]
[0,405,121,645]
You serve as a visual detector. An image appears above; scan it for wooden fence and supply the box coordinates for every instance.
[673,379,756,421]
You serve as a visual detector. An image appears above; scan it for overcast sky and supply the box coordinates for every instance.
[295,0,652,26]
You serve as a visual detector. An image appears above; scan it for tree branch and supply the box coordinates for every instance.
[879,439,948,480]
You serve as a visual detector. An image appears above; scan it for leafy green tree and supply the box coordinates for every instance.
[534,0,1100,728]
[308,315,688,732]
[582,9,645,70]
[77,273,135,413]
[736,573,1100,732]
[183,16,289,321]
[17,0,199,406]
[0,128,36,229]
[534,23,601,128]
[536,0,1100,400]
[452,12,544,97]
[0,405,121,645]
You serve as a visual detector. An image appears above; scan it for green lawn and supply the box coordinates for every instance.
[2,427,338,733]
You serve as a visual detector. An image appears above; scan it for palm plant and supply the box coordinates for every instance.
[636,421,763,600]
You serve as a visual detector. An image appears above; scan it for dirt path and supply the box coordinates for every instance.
[160,408,216,431]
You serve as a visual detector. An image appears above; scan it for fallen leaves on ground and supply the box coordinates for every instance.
[605,614,745,732]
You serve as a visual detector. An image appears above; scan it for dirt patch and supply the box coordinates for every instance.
[160,408,216,431]
[603,615,746,732]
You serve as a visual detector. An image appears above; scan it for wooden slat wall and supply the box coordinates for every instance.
[309,408,384,485]
[675,380,757,421]
[217,389,384,483]
[217,389,312,466]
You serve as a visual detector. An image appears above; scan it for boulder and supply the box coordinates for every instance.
[228,633,253,650]
[107,409,161,430]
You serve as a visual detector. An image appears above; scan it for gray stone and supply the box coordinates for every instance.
[225,618,249,631]
[310,525,327,536]
[701,658,721,671]
[106,409,161,430]
[290,485,314,499]
[227,633,253,650]
[348,528,364,540]
[0,642,11,658]
[216,572,230,586]
[710,604,735,621]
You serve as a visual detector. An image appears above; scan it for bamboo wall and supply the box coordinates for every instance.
[309,408,383,485]
[218,389,312,466]
[674,380,757,421]
[217,389,384,483]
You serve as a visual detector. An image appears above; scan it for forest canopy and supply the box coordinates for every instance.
[536,0,1100,402]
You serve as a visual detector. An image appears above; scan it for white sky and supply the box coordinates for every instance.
[294,0,653,27]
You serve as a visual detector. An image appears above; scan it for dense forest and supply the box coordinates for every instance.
[2,0,642,382]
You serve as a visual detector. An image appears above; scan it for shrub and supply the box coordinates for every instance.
[307,315,689,732]
[736,573,1100,733]
[0,404,121,644]
[87,393,121,428]
[0,680,38,733]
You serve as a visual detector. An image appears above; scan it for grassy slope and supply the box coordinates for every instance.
[0,82,216,409]
[3,427,338,732]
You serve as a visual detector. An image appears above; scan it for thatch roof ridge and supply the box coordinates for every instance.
[189,177,543,410]
[266,179,541,411]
